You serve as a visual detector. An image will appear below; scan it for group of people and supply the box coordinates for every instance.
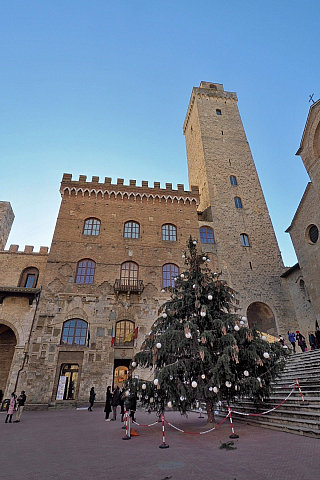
[287,330,320,353]
[88,385,136,423]
[4,390,27,423]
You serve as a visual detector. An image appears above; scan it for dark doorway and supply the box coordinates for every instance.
[0,324,17,394]
[113,358,131,388]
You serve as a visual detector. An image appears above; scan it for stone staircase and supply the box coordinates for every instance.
[227,349,320,438]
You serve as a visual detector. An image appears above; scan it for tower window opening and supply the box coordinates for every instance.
[234,197,243,209]
[240,234,250,247]
[230,176,237,186]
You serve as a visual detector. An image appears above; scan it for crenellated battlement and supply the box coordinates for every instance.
[60,174,199,205]
[2,245,49,255]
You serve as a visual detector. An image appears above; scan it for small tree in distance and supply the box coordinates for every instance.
[127,237,287,423]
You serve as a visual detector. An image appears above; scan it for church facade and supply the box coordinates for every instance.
[0,82,307,407]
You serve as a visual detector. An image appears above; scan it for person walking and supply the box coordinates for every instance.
[5,392,16,423]
[88,387,95,411]
[296,331,307,352]
[288,331,296,353]
[14,390,26,423]
[111,385,121,420]
[104,386,112,421]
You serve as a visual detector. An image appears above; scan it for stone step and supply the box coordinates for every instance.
[230,416,320,439]
[229,405,320,421]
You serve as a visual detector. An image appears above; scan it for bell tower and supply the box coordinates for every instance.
[183,82,296,335]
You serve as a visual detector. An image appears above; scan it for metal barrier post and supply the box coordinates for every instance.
[122,411,131,440]
[228,407,239,439]
[159,413,169,448]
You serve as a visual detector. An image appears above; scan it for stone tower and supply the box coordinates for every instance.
[0,201,14,250]
[183,82,296,335]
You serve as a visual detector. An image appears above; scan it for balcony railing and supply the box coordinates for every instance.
[114,279,144,294]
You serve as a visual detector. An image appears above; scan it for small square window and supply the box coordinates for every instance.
[216,109,222,115]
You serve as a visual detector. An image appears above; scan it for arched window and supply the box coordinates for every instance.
[230,175,237,186]
[240,234,250,247]
[234,197,243,209]
[115,320,135,346]
[61,319,88,345]
[162,224,177,241]
[83,218,101,236]
[162,264,179,288]
[124,221,140,239]
[19,267,39,288]
[200,227,214,244]
[120,262,138,284]
[76,259,96,284]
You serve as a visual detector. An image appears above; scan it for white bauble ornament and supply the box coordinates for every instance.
[234,325,240,331]
[193,284,196,289]
[244,370,249,377]
[156,343,162,349]
[263,352,270,359]
[149,397,154,403]
[208,294,213,300]
[225,381,232,388]
[131,361,137,368]
[240,320,244,326]
[209,387,213,391]
[241,316,247,321]
[185,332,192,339]
[207,258,211,262]
[142,383,146,390]
[125,390,130,397]
[170,375,173,381]
[261,335,267,341]
[202,256,207,261]
[161,289,165,293]
[162,313,167,318]
[201,374,206,379]
[214,272,217,276]
[283,345,288,349]
[235,385,238,391]
[145,395,148,400]
[154,378,159,386]
[193,240,197,245]
[180,274,185,279]
[180,396,185,401]
[191,381,197,388]
[200,311,206,317]
[182,254,186,259]
[167,401,172,408]
[213,387,218,393]
[257,377,261,382]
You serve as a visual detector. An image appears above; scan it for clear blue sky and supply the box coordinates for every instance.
[1,1,318,266]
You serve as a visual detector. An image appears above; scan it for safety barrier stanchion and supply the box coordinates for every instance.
[122,411,131,440]
[159,413,169,449]
[296,378,309,406]
[228,407,239,439]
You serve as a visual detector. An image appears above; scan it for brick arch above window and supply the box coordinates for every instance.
[124,221,140,239]
[75,259,96,284]
[18,267,39,288]
[83,218,101,236]
[61,318,88,346]
[162,224,177,241]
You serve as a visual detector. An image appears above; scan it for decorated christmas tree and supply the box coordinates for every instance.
[127,237,287,423]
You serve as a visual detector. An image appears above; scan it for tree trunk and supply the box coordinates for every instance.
[206,399,215,423]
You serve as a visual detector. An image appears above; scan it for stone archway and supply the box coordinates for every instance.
[0,324,17,397]
[247,302,277,336]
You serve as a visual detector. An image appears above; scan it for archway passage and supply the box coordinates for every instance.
[113,359,131,388]
[247,302,277,336]
[0,324,17,396]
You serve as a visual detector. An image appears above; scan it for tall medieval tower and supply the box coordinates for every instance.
[184,82,296,335]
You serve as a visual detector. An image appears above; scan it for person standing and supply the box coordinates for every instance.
[296,331,307,352]
[14,390,26,423]
[88,387,95,411]
[104,386,112,421]
[288,331,296,353]
[5,392,16,423]
[119,388,125,422]
[111,385,120,420]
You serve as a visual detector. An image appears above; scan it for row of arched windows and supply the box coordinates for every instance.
[82,219,216,244]
[61,319,135,347]
[75,260,180,287]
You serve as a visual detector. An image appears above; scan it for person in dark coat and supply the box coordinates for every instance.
[296,332,307,352]
[5,392,16,423]
[104,386,112,421]
[88,387,95,411]
[124,391,137,422]
[315,328,320,349]
[119,388,125,422]
[111,385,121,420]
[14,390,26,423]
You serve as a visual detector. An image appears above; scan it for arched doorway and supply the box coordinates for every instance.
[247,302,277,336]
[0,324,17,398]
[113,359,131,388]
